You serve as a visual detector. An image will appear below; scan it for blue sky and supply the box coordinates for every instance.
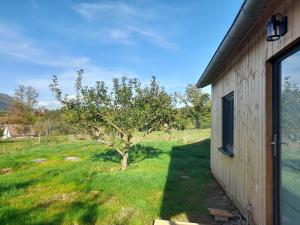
[0,0,243,108]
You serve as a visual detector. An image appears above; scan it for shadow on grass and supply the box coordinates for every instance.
[1,196,101,225]
[159,139,212,223]
[91,144,164,164]
[0,202,66,225]
[0,179,39,195]
[68,201,99,225]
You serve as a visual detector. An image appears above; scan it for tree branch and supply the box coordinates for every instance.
[102,115,126,137]
[97,139,125,156]
[96,113,126,137]
[96,113,131,146]
[129,139,141,147]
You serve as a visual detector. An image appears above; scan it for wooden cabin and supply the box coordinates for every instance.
[196,0,300,225]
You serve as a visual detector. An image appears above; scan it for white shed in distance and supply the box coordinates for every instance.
[2,126,11,140]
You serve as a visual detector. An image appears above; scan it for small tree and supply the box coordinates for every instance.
[10,85,39,135]
[50,70,175,170]
[34,108,68,142]
[179,84,211,129]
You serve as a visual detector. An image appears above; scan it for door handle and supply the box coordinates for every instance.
[271,134,278,157]
[271,135,288,157]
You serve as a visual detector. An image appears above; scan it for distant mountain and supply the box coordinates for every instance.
[0,93,14,111]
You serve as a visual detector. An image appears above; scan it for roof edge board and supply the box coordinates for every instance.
[196,0,271,88]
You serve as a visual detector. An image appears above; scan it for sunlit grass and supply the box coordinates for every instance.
[0,129,211,225]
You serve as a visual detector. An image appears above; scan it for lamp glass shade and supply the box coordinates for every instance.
[267,19,280,41]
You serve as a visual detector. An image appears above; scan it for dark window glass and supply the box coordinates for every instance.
[279,49,300,225]
[222,92,234,156]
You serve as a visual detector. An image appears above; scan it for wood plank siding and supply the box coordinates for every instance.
[210,1,300,225]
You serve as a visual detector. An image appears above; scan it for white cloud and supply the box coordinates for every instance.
[84,28,135,46]
[71,2,179,51]
[0,22,89,67]
[72,2,152,22]
[81,26,179,51]
[0,22,138,109]
[108,29,135,45]
[130,26,179,51]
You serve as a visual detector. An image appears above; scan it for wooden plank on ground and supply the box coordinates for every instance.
[208,208,233,218]
[153,219,206,225]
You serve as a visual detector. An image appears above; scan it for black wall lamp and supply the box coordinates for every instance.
[266,14,288,41]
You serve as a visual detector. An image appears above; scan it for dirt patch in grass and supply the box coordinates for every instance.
[111,207,136,225]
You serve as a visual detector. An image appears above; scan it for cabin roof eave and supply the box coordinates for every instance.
[196,0,272,88]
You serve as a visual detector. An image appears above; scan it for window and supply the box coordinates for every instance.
[220,91,234,157]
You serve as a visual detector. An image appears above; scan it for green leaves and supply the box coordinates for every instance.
[9,85,39,134]
[49,71,213,169]
[49,71,176,156]
[176,84,211,129]
[281,77,300,140]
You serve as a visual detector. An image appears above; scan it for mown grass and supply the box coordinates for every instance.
[0,129,211,225]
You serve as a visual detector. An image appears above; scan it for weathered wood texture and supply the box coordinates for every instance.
[210,1,300,225]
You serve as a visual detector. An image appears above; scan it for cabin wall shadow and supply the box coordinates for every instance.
[159,139,212,222]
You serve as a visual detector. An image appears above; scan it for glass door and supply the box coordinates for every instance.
[274,47,300,225]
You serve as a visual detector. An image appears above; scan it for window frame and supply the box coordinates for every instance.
[219,91,234,157]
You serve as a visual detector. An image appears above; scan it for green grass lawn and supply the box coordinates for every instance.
[0,129,211,225]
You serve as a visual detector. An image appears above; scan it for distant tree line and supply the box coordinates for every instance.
[0,72,211,137]
[0,86,69,141]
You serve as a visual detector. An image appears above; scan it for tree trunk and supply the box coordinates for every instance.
[38,131,41,144]
[121,152,129,171]
[46,130,49,143]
